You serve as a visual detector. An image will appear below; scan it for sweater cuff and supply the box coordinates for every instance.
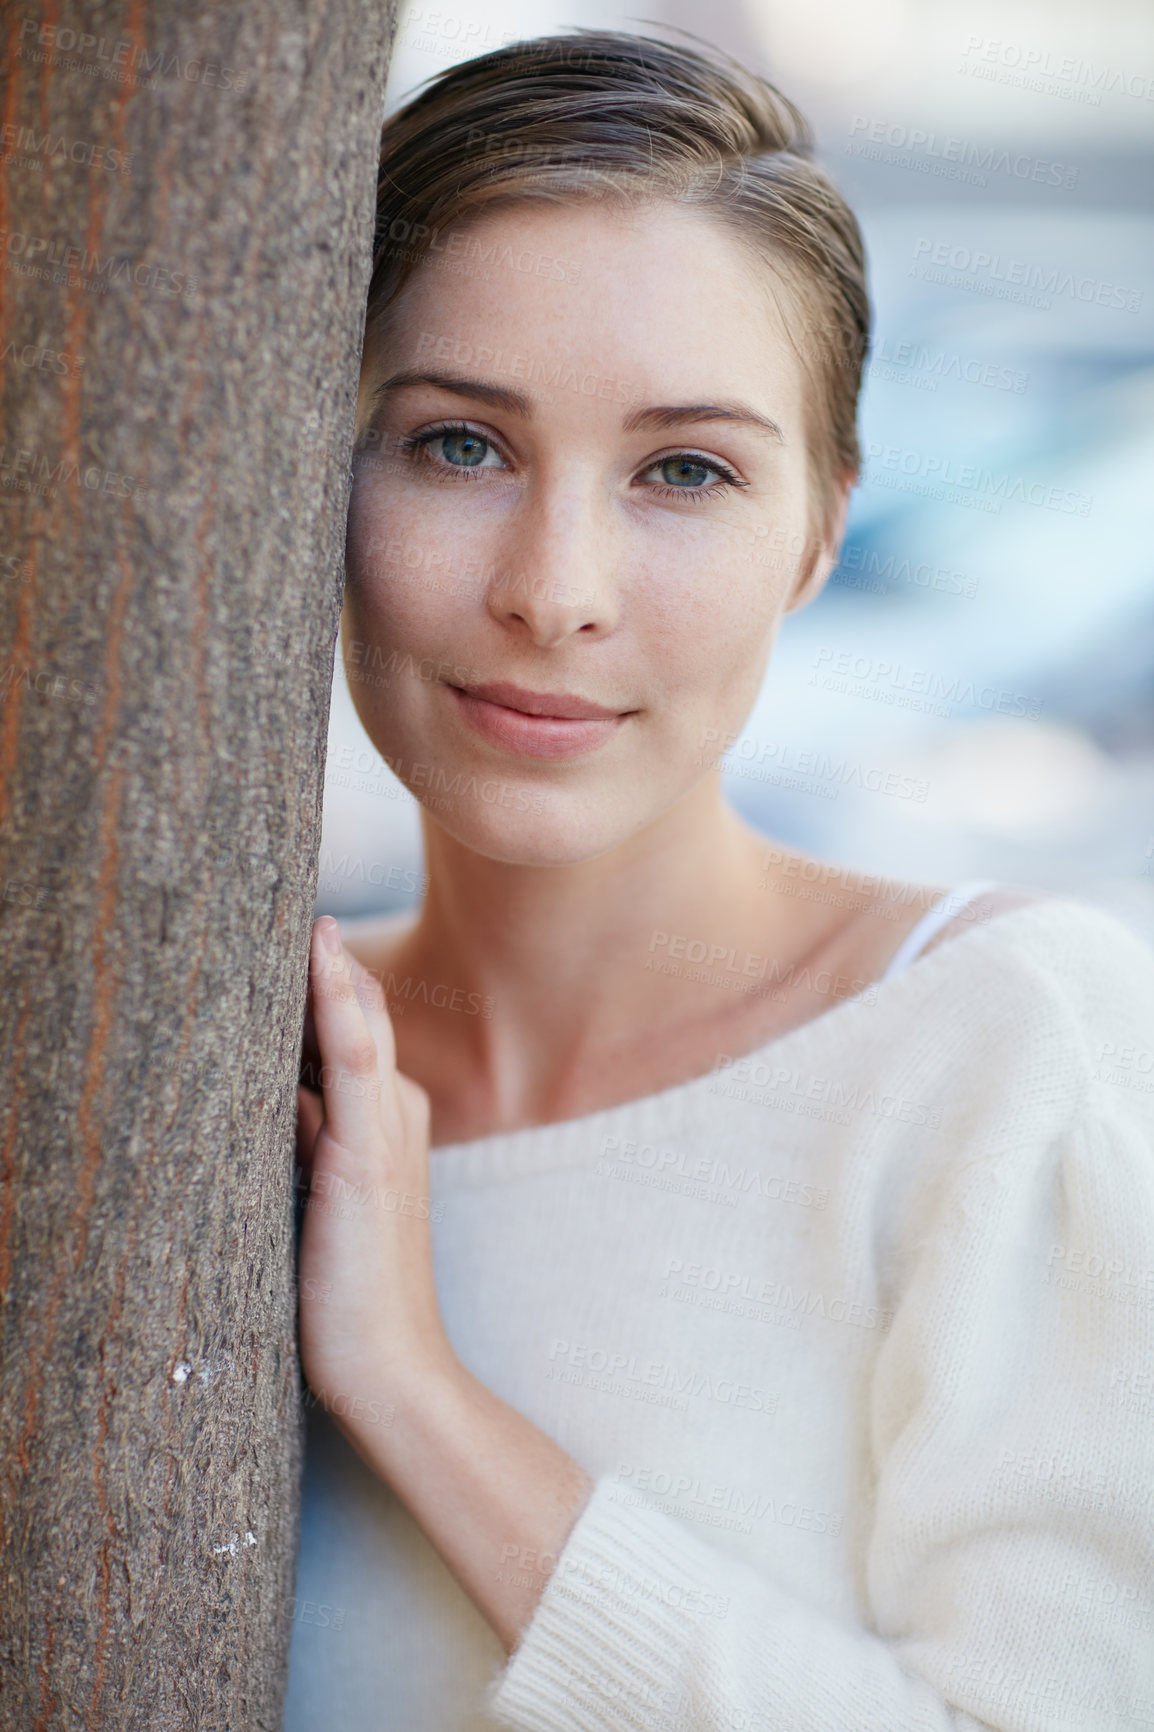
[483,1473,731,1730]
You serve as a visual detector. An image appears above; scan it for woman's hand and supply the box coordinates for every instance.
[295,915,592,1654]
[296,916,452,1426]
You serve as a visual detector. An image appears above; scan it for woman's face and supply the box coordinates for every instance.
[344,198,848,865]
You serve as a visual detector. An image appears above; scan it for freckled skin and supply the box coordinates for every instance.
[343,199,846,867]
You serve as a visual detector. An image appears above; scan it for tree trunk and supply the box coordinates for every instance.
[0,4,393,1725]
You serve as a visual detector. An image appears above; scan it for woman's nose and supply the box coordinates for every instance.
[484,489,620,648]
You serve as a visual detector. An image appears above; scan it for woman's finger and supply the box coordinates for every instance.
[342,945,399,1083]
[296,1083,325,1176]
[300,994,322,1091]
[308,917,402,1151]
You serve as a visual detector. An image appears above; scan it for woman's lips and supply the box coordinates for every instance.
[446,681,633,760]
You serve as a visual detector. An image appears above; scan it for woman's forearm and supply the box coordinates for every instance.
[296,922,594,1653]
[332,1349,594,1653]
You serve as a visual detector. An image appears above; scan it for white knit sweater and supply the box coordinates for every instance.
[283,899,1154,1731]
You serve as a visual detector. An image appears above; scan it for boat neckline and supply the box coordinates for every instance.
[426,897,1075,1160]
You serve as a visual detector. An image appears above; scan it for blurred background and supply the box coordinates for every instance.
[317,0,1154,939]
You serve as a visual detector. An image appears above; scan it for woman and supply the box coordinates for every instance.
[285,31,1154,1731]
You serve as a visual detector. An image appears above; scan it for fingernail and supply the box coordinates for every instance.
[318,917,342,956]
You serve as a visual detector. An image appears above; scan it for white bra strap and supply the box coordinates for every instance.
[881,879,999,983]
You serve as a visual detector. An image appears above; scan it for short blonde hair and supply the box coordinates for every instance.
[366,30,871,540]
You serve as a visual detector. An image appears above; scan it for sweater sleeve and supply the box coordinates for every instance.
[484,1069,1154,1731]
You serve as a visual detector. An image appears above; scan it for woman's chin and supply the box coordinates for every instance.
[419,796,639,869]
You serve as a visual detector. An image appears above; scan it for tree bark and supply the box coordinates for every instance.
[0,3,393,1724]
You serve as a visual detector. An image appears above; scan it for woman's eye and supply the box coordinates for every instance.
[641,453,735,494]
[658,456,714,487]
[429,429,505,469]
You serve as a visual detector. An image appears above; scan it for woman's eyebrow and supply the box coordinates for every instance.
[624,402,786,443]
[372,372,785,444]
[373,370,533,414]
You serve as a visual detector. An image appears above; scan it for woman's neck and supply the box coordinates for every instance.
[369,776,863,1137]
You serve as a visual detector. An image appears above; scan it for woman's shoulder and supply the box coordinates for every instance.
[914,882,1048,959]
[866,877,1153,997]
[835,873,1150,1007]
[882,888,1154,1109]
[866,896,1154,1285]
[947,889,1153,997]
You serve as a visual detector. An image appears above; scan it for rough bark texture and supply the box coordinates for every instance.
[0,3,393,1725]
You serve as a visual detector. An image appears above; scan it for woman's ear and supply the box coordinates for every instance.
[785,469,856,615]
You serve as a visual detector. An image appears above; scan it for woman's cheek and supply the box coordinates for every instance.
[346,488,430,633]
[346,473,389,589]
[348,461,441,581]
[679,574,780,748]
